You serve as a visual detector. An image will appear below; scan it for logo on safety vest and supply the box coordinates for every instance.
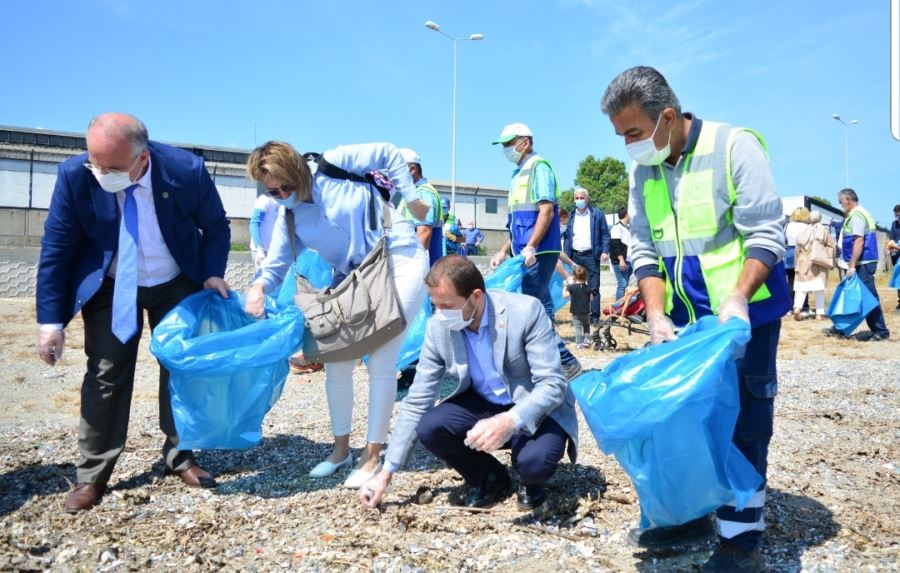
[652,228,664,241]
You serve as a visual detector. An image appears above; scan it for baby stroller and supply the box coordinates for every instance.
[591,286,648,351]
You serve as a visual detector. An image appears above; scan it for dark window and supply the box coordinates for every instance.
[485,198,498,214]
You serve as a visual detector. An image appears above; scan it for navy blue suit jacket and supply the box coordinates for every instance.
[36,141,231,326]
[563,206,610,260]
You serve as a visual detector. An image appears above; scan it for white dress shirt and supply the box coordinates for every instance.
[571,208,593,252]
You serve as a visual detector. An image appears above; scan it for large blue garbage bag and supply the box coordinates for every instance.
[275,249,334,307]
[150,290,304,449]
[572,316,763,529]
[890,263,900,289]
[484,255,526,291]
[826,274,879,335]
[395,295,432,370]
[549,263,572,313]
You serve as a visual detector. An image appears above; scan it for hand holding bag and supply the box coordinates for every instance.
[286,187,406,364]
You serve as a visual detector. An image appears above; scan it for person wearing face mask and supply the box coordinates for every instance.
[243,141,431,490]
[462,221,485,256]
[601,67,790,572]
[489,123,582,382]
[358,255,578,512]
[890,204,900,309]
[35,113,232,513]
[441,198,466,256]
[563,187,610,325]
[397,148,444,265]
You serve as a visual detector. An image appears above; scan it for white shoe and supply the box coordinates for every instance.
[308,453,353,478]
[343,462,383,489]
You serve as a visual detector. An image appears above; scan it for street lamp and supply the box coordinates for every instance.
[832,114,858,188]
[425,20,483,213]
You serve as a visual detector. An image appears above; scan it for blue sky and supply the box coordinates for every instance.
[2,0,897,226]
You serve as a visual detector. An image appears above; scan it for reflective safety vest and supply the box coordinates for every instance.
[841,205,879,263]
[444,213,462,255]
[507,154,561,256]
[633,121,790,328]
[399,181,444,265]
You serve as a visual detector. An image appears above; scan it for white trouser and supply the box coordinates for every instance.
[793,290,825,315]
[324,244,429,443]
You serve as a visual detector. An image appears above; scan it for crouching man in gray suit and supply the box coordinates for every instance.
[359,255,578,511]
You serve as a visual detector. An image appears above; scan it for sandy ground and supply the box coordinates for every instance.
[0,282,897,572]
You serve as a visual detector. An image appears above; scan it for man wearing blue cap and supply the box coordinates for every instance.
[442,198,465,255]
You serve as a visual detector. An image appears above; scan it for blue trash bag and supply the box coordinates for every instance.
[150,289,304,450]
[550,262,573,313]
[275,249,334,308]
[826,274,880,335]
[571,315,763,529]
[484,255,526,291]
[890,263,900,289]
[394,295,432,370]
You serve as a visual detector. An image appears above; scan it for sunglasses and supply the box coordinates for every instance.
[265,183,297,197]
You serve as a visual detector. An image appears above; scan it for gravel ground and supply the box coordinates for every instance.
[0,295,898,572]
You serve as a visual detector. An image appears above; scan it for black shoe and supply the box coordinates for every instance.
[626,516,714,549]
[821,326,846,338]
[516,483,547,511]
[857,331,890,341]
[463,471,513,508]
[701,542,763,572]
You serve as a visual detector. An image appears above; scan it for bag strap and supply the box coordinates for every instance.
[303,152,392,233]
[286,208,298,262]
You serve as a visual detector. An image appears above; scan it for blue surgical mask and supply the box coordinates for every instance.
[275,192,301,209]
[575,199,587,210]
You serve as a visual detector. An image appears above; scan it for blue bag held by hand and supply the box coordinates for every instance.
[572,316,762,529]
[549,263,572,313]
[485,255,526,291]
[150,290,304,450]
[890,263,900,289]
[275,249,334,308]
[826,274,879,335]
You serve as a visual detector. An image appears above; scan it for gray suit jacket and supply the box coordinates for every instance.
[384,290,578,470]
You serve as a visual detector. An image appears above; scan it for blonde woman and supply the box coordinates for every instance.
[793,210,833,320]
[243,141,430,489]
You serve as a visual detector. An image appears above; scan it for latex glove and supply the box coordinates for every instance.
[37,329,65,366]
[254,247,267,267]
[647,311,677,345]
[490,250,509,269]
[465,412,517,453]
[406,199,429,222]
[244,284,267,318]
[846,266,857,276]
[358,470,393,509]
[718,292,750,325]
[203,276,230,299]
[521,246,537,268]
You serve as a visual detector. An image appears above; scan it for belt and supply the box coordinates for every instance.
[573,249,593,255]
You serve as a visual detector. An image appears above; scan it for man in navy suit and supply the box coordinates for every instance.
[35,113,231,513]
[563,188,610,323]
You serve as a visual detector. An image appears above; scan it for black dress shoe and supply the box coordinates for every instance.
[516,483,547,511]
[626,516,714,549]
[701,542,763,572]
[463,471,512,508]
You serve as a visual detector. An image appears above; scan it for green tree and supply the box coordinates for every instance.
[810,195,833,207]
[573,155,629,214]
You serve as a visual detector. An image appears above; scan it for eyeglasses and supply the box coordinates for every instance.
[83,152,141,175]
[265,183,297,197]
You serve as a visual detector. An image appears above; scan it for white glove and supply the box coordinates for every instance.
[37,329,65,366]
[243,284,267,318]
[521,246,537,267]
[718,292,750,325]
[846,266,857,276]
[465,413,517,453]
[254,247,267,267]
[490,250,509,269]
[647,311,677,345]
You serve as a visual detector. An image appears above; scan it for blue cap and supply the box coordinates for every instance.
[441,198,450,211]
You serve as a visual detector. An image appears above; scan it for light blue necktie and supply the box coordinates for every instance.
[112,185,139,343]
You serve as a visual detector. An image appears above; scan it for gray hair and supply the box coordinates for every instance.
[808,210,822,224]
[88,113,149,157]
[601,66,682,120]
[837,188,858,203]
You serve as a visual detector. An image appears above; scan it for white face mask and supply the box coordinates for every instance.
[626,112,672,166]
[89,154,141,193]
[433,294,475,331]
[275,192,302,209]
[503,140,524,164]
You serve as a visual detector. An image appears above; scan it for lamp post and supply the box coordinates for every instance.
[425,20,483,213]
[832,114,858,188]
